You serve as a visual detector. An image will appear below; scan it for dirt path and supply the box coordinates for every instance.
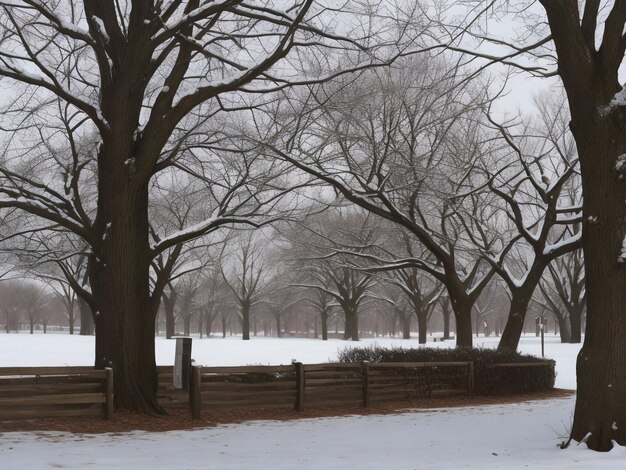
[0,389,574,435]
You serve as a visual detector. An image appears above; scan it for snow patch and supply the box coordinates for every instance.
[92,16,110,43]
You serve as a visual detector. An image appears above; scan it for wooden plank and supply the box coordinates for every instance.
[0,393,106,407]
[199,381,295,391]
[201,397,294,407]
[199,389,295,400]
[200,365,294,374]
[303,378,362,386]
[0,376,105,387]
[0,407,102,420]
[0,383,103,395]
[200,400,292,409]
[485,362,554,368]
[304,373,361,380]
[299,398,363,407]
[0,367,104,377]
[303,363,361,372]
[369,362,471,369]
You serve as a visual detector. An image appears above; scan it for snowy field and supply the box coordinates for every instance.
[3,333,625,469]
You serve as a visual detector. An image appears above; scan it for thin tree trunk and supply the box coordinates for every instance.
[321,310,328,340]
[162,292,177,339]
[450,296,473,348]
[443,305,451,339]
[497,291,532,352]
[241,303,250,340]
[276,315,282,338]
[183,315,191,336]
[557,315,571,343]
[401,314,411,339]
[78,297,95,336]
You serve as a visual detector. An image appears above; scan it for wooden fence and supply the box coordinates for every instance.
[0,361,554,422]
[0,367,113,421]
[188,361,474,419]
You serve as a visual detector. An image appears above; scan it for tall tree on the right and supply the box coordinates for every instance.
[530,2,626,451]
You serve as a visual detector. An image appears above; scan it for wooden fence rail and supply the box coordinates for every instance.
[188,361,476,419]
[0,366,113,421]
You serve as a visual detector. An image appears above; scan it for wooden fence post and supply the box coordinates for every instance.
[467,362,474,398]
[294,362,304,411]
[361,361,370,407]
[190,365,202,419]
[105,367,114,420]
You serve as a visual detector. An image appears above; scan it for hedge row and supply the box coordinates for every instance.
[338,345,556,395]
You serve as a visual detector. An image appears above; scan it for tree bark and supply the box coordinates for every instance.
[415,312,427,344]
[537,1,626,449]
[569,306,583,343]
[162,291,177,339]
[401,314,411,339]
[183,315,191,336]
[90,153,161,413]
[321,309,328,340]
[241,302,250,340]
[557,315,571,343]
[78,297,95,336]
[276,315,282,338]
[449,295,473,348]
[497,292,532,352]
[442,302,451,339]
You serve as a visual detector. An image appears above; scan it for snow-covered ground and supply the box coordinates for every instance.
[4,333,624,469]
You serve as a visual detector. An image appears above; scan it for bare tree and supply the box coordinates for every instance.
[448,0,626,449]
[262,55,499,347]
[0,1,402,411]
[538,244,586,344]
[481,96,582,352]
[220,234,270,340]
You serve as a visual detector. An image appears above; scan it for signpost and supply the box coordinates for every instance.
[173,336,192,390]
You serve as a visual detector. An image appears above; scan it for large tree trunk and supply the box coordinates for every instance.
[536,3,626,449]
[90,156,161,414]
[568,117,626,449]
